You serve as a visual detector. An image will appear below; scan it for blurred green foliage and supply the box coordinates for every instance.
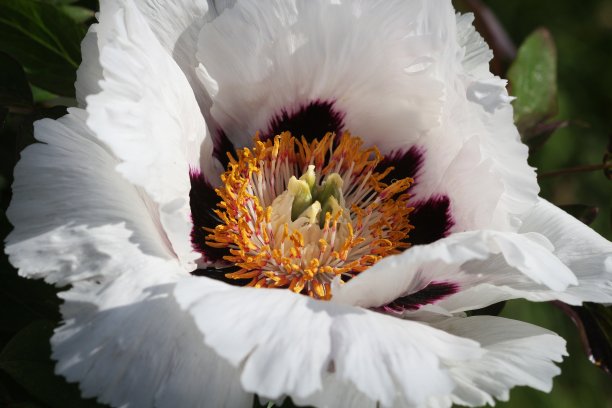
[507,28,558,135]
[480,1,612,407]
[498,301,612,408]
[484,0,612,241]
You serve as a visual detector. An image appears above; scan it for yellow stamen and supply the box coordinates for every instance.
[206,132,414,300]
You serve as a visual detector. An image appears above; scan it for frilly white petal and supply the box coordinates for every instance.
[455,13,493,76]
[424,8,537,229]
[176,278,333,400]
[77,0,234,110]
[291,375,376,408]
[333,229,577,309]
[196,0,446,150]
[426,136,506,231]
[53,248,251,408]
[442,200,612,311]
[86,0,209,268]
[127,0,236,114]
[75,25,103,108]
[6,108,251,407]
[416,100,537,233]
[519,198,612,303]
[326,308,479,407]
[5,109,172,285]
[430,316,566,407]
[175,278,484,408]
[456,13,513,114]
[466,78,514,113]
[75,0,236,187]
[4,110,192,404]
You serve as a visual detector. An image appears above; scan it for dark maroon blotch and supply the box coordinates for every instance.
[376,146,425,186]
[264,100,345,142]
[409,196,454,246]
[386,281,459,312]
[191,266,240,284]
[189,169,228,262]
[212,129,236,169]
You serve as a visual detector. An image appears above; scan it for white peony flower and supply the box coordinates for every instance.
[5,0,612,407]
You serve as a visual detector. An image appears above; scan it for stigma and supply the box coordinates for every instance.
[206,132,414,300]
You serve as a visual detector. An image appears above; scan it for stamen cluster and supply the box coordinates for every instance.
[206,132,414,299]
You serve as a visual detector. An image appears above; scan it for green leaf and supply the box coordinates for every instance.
[0,321,108,408]
[0,52,33,108]
[507,28,558,137]
[30,86,58,104]
[0,0,86,96]
[60,5,95,24]
[41,0,79,4]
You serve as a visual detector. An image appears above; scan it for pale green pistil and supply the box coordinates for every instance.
[288,165,345,227]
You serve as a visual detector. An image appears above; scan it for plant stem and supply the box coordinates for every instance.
[538,163,612,179]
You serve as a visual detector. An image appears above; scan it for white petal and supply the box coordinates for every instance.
[175,278,333,400]
[420,136,506,232]
[519,198,612,303]
[431,316,566,407]
[75,25,103,107]
[5,109,250,407]
[410,101,536,234]
[453,12,536,222]
[5,109,173,285]
[196,0,446,150]
[291,375,376,408]
[455,13,493,77]
[456,13,513,113]
[81,0,234,112]
[53,252,251,408]
[326,308,481,408]
[438,199,612,311]
[466,78,514,113]
[127,0,236,114]
[175,278,483,407]
[411,11,537,232]
[333,229,577,310]
[87,0,209,268]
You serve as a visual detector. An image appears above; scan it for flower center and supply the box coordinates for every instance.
[206,132,414,300]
